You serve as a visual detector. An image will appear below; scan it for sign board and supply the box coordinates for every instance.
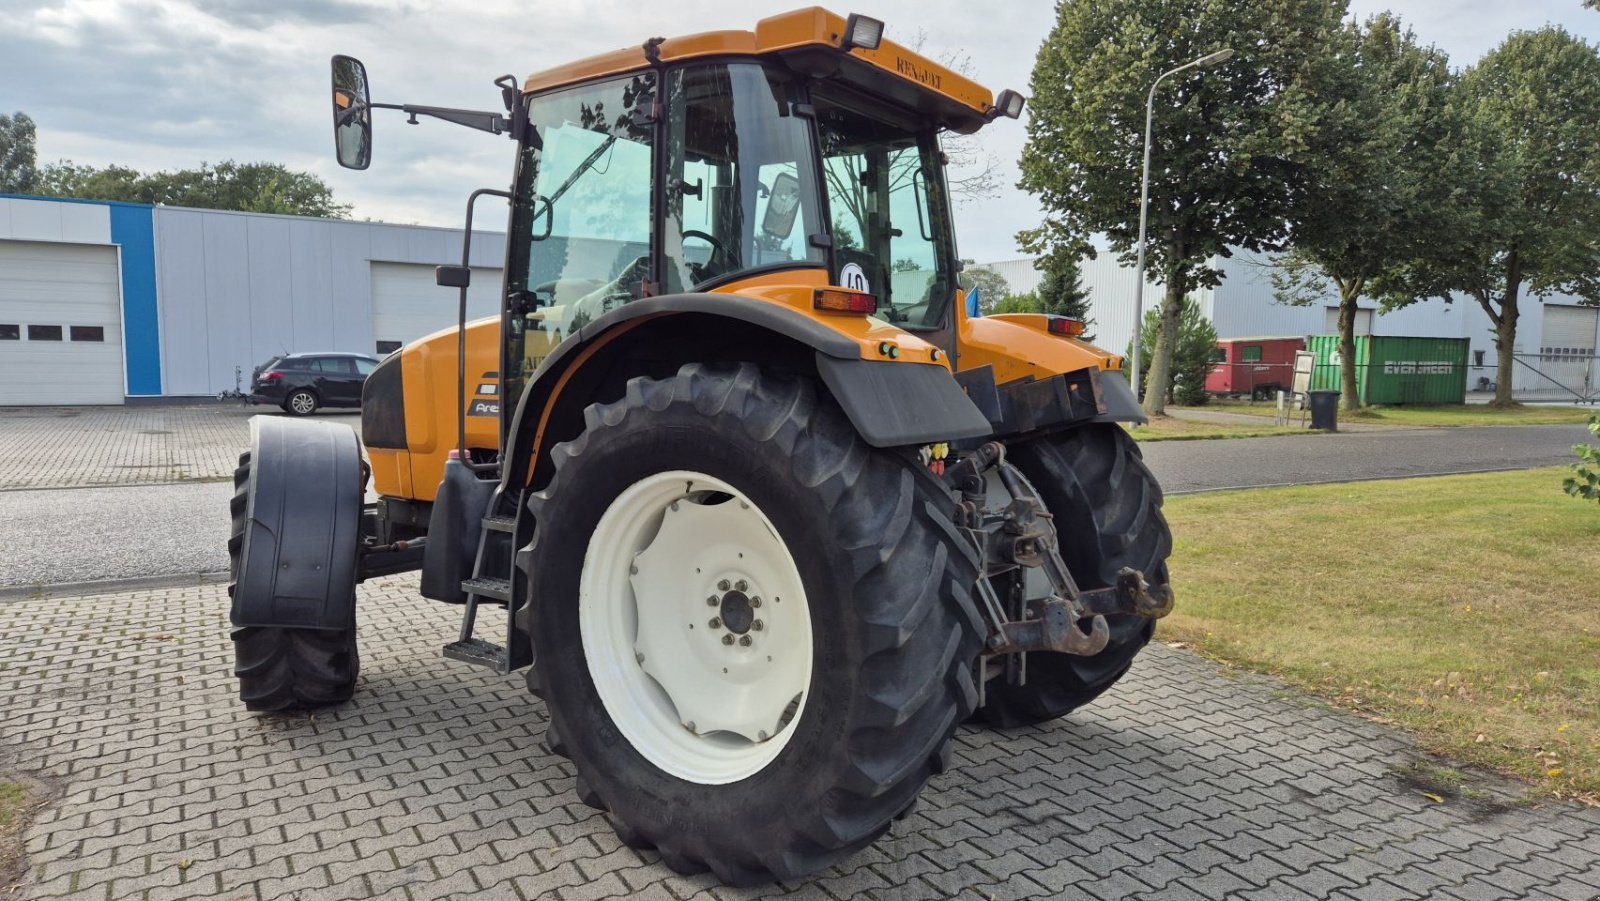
[1291,351,1316,397]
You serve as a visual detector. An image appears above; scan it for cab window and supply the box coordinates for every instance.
[663,63,824,291]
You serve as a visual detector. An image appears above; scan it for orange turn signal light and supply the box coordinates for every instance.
[1047,316,1086,337]
[814,289,878,315]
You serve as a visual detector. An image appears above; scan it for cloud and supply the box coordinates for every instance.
[3,0,1596,263]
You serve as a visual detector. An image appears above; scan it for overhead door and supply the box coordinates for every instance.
[1540,304,1599,394]
[0,240,124,405]
[370,262,503,355]
[1323,306,1372,336]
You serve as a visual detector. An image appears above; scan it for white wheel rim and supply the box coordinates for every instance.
[291,393,314,413]
[580,470,813,785]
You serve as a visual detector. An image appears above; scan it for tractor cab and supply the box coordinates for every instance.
[497,9,1022,416]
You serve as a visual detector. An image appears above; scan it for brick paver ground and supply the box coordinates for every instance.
[0,406,358,491]
[3,580,1597,900]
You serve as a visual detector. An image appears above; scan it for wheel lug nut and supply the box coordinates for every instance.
[709,617,722,629]
[739,635,753,647]
[722,635,735,646]
[735,579,748,592]
[707,595,719,606]
[752,620,763,631]
[686,721,696,733]
[750,596,762,608]
[718,579,731,591]
[635,652,645,663]
[758,730,768,741]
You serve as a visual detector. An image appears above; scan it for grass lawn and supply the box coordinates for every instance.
[1160,467,1600,801]
[1122,415,1310,442]
[1,779,29,892]
[1201,399,1596,428]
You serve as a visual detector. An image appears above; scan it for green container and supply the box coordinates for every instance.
[1306,335,1470,405]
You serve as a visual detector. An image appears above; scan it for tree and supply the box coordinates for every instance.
[1272,15,1457,410]
[37,160,352,218]
[1032,249,1094,334]
[0,112,38,194]
[958,265,1011,310]
[1564,416,1600,503]
[1125,297,1219,406]
[1378,27,1600,407]
[1020,0,1345,415]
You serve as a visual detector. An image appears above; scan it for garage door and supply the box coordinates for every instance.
[0,240,124,405]
[1323,306,1373,336]
[1540,304,1599,393]
[370,262,503,355]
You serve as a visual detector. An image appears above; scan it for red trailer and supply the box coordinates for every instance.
[1206,336,1305,399]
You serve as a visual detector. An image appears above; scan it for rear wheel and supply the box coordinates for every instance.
[524,364,983,884]
[284,389,318,416]
[228,451,358,711]
[972,423,1171,728]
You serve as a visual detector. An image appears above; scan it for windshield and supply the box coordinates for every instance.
[815,88,956,330]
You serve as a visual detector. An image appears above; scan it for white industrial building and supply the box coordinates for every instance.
[0,194,504,406]
[979,251,1600,398]
[3,190,1593,405]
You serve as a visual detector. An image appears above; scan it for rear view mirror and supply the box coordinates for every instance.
[762,171,802,239]
[331,55,372,170]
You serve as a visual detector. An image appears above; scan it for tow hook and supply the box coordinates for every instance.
[946,441,1175,659]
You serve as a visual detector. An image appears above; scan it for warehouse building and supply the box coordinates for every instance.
[0,194,505,406]
[979,251,1600,397]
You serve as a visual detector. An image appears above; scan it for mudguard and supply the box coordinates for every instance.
[231,416,364,631]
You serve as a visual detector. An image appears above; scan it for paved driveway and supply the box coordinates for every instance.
[0,405,359,491]
[3,579,1597,900]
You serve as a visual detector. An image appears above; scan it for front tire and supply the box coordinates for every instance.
[523,364,983,884]
[228,451,358,711]
[972,423,1171,728]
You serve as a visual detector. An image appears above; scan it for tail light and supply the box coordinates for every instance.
[258,371,284,381]
[1047,317,1086,337]
[814,289,878,315]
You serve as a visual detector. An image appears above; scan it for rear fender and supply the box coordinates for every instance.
[231,416,365,631]
[503,292,992,489]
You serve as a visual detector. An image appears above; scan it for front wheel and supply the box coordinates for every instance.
[523,364,983,884]
[972,423,1172,728]
[227,451,358,711]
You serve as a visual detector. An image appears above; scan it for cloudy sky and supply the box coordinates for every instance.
[5,0,1598,263]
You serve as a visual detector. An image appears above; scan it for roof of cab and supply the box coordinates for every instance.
[521,7,995,123]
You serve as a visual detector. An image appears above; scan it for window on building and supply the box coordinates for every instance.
[376,341,402,355]
[1473,350,1485,367]
[0,324,18,340]
[28,325,63,341]
[70,326,105,342]
[1241,346,1263,363]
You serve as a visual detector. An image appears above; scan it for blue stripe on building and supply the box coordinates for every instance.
[107,204,162,396]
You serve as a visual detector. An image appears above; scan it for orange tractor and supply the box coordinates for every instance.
[229,8,1172,883]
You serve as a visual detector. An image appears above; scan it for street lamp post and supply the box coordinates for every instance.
[1130,48,1234,404]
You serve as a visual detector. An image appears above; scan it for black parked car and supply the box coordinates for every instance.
[250,352,381,415]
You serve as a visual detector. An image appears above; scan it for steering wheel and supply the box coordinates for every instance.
[682,229,734,281]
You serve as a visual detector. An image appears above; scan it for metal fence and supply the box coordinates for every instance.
[1484,353,1600,404]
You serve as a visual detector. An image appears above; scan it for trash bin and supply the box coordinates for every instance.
[1309,390,1340,431]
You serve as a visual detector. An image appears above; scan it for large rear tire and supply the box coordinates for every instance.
[523,364,983,884]
[972,423,1171,728]
[228,451,359,712]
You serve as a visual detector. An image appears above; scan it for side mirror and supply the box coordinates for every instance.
[762,171,802,239]
[331,55,372,170]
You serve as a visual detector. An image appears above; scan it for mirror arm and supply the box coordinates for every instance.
[370,102,513,136]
